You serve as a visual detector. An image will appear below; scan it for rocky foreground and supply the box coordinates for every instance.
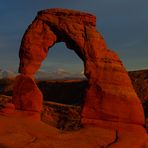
[0,113,148,148]
[0,69,147,147]
[0,70,148,128]
[0,96,148,148]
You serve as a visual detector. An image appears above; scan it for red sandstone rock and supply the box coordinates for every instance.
[0,115,148,148]
[82,49,145,125]
[16,8,145,126]
[0,103,15,115]
[12,74,43,112]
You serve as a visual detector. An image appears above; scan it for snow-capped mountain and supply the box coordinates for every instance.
[0,68,85,80]
[0,69,17,79]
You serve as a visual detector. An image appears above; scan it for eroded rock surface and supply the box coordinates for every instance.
[13,75,43,112]
[6,9,147,147]
[14,8,145,126]
[0,115,148,148]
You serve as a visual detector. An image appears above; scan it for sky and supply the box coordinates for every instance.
[0,0,148,76]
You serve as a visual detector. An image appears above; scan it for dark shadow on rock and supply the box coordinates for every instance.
[0,143,8,148]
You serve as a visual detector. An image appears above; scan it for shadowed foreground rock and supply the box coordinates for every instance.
[1,8,147,147]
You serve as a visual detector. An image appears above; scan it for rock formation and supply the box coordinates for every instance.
[13,75,42,112]
[12,8,144,126]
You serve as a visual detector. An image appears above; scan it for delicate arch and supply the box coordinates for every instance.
[13,8,144,125]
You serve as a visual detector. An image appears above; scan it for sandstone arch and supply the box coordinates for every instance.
[13,8,144,125]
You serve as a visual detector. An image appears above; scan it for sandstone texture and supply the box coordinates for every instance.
[3,8,146,147]
[13,75,43,112]
[0,115,148,148]
[16,8,144,125]
[0,97,148,147]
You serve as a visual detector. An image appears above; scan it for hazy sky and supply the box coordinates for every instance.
[0,0,148,74]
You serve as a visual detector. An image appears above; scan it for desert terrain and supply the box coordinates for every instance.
[0,69,148,147]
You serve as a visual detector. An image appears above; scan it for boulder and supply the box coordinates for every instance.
[13,74,43,112]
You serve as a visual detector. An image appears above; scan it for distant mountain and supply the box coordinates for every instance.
[35,69,85,80]
[0,68,85,80]
[35,70,53,80]
[0,69,16,79]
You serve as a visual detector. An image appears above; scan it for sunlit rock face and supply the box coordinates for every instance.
[14,8,144,125]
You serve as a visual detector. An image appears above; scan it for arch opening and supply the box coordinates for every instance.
[36,42,87,105]
[36,42,85,80]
